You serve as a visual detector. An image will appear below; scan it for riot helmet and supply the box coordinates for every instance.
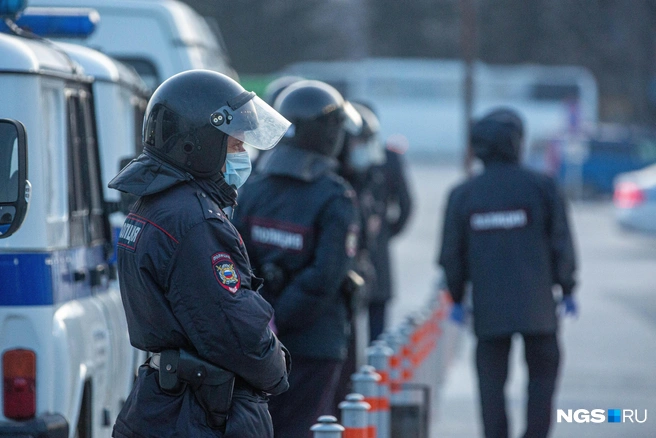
[471,107,524,164]
[274,80,362,158]
[143,69,290,180]
[348,102,386,171]
[263,75,304,106]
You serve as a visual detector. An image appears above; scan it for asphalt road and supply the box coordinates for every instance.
[386,160,656,438]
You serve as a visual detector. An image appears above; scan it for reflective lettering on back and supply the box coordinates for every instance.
[470,208,529,231]
[249,218,308,252]
[118,216,146,252]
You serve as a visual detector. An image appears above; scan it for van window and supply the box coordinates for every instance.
[43,86,67,219]
[0,123,18,234]
[0,123,19,233]
[0,123,18,203]
[66,87,108,247]
[117,57,160,92]
[531,83,580,101]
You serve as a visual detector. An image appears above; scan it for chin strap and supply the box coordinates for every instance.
[193,176,237,210]
[215,177,238,208]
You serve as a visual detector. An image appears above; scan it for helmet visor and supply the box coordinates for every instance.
[212,95,291,150]
[342,101,363,136]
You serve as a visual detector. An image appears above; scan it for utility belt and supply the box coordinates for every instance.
[149,350,235,431]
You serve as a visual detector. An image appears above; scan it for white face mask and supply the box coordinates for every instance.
[224,151,252,189]
[349,143,372,171]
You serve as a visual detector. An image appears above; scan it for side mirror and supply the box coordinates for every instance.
[0,119,30,239]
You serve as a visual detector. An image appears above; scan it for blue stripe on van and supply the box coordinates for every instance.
[0,253,54,305]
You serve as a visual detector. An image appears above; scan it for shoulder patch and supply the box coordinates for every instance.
[212,252,241,293]
[117,215,147,252]
[196,192,225,222]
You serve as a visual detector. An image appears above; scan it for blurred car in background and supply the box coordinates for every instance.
[527,124,656,199]
[613,163,656,233]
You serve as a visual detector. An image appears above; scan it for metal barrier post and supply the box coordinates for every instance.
[352,365,382,438]
[366,340,393,438]
[311,415,345,438]
[379,330,402,404]
[339,393,370,438]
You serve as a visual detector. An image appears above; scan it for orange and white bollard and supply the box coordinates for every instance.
[366,340,393,438]
[379,331,402,403]
[351,365,382,438]
[311,415,345,438]
[339,393,370,438]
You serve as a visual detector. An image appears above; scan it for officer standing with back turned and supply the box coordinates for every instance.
[108,70,291,438]
[233,80,362,437]
[438,108,578,438]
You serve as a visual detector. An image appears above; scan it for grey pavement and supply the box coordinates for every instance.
[387,160,656,438]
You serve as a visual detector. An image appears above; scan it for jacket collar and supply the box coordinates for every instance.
[108,151,192,196]
[108,151,237,208]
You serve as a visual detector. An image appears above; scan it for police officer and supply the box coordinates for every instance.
[250,75,305,174]
[332,102,381,412]
[343,102,413,341]
[437,108,578,438]
[232,80,362,437]
[263,75,305,106]
[108,70,291,438]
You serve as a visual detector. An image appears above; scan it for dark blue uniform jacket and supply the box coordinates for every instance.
[108,152,289,438]
[363,148,413,303]
[233,144,359,360]
[439,161,577,339]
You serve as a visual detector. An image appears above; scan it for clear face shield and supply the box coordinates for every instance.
[210,92,291,151]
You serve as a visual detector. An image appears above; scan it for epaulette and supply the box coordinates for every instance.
[195,191,225,222]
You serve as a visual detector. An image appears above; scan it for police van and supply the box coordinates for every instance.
[0,4,148,437]
[28,0,238,91]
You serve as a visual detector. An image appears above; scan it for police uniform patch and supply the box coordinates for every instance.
[211,252,241,293]
[117,215,146,252]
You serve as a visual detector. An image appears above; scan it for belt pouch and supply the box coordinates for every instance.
[177,350,236,430]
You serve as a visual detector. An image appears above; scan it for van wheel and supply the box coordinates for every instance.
[75,381,92,438]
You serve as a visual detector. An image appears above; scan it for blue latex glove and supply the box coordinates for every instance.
[450,303,467,325]
[560,296,578,318]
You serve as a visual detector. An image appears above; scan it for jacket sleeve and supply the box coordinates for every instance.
[386,150,413,237]
[166,220,289,394]
[273,192,359,332]
[437,187,468,304]
[547,182,577,296]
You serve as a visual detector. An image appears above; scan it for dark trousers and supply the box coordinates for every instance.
[268,356,343,438]
[476,333,560,438]
[369,300,387,341]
